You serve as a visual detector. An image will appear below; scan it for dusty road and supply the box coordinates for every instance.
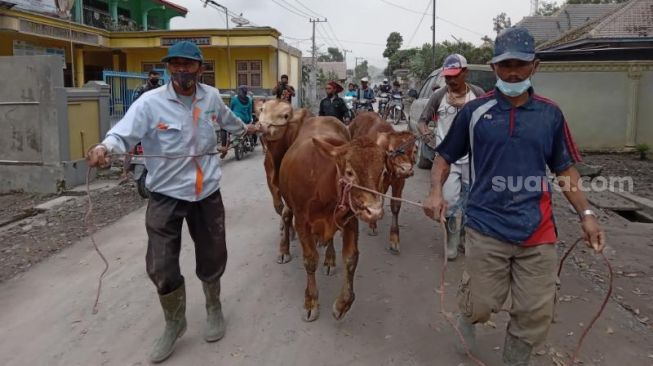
[0,147,651,366]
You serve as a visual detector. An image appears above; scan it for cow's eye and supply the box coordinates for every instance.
[345,169,355,178]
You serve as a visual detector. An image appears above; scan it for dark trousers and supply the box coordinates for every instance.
[145,190,227,295]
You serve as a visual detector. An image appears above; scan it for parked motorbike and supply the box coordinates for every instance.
[387,93,406,125]
[130,142,150,199]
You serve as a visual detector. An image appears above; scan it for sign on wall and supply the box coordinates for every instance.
[11,0,59,14]
[13,40,66,68]
[161,37,211,47]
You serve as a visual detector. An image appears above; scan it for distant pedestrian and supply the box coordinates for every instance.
[271,74,295,104]
[318,81,348,122]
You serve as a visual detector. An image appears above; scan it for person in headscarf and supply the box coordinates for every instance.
[319,81,348,122]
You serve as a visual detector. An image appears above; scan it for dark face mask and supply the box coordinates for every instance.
[172,72,197,91]
[149,78,159,86]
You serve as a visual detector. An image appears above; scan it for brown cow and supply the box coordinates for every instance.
[279,116,388,321]
[348,112,416,254]
[257,99,312,264]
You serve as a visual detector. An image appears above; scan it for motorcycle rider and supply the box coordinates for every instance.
[383,80,404,120]
[379,78,392,93]
[357,77,375,111]
[417,54,485,260]
[345,82,358,97]
[225,85,256,157]
[319,81,348,122]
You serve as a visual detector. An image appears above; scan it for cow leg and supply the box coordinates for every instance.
[322,239,336,276]
[264,154,284,215]
[367,222,378,236]
[388,178,405,255]
[297,223,320,322]
[277,206,293,264]
[333,218,359,320]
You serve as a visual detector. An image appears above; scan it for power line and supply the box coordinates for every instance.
[406,0,432,47]
[270,0,309,19]
[379,0,485,37]
[291,0,346,51]
[276,0,314,18]
[294,0,323,17]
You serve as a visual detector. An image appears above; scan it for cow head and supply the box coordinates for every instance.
[380,131,416,179]
[313,136,387,224]
[256,99,293,141]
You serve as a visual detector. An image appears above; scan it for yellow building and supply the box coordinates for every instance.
[0,0,302,93]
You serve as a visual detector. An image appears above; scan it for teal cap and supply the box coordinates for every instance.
[161,41,204,63]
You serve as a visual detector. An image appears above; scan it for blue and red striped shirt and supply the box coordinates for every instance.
[436,87,581,245]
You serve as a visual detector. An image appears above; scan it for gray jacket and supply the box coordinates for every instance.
[417,84,486,126]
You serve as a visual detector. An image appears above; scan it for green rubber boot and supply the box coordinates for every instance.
[202,280,226,342]
[455,314,477,355]
[502,333,533,366]
[150,283,187,363]
[446,217,460,261]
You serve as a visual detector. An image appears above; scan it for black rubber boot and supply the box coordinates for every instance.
[202,280,226,342]
[446,217,460,260]
[150,284,187,363]
[502,333,533,366]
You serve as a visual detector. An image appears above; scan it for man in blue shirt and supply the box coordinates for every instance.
[87,42,256,363]
[423,28,605,365]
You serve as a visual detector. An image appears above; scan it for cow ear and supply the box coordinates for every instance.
[313,137,345,158]
[376,132,390,151]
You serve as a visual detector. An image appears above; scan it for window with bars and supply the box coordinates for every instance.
[236,60,262,88]
[142,61,216,87]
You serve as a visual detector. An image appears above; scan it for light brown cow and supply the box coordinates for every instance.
[257,99,312,263]
[348,112,416,254]
[279,116,388,321]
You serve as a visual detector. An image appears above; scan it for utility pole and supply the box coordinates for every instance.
[204,0,232,89]
[354,57,365,80]
[309,18,327,109]
[342,48,352,78]
[432,0,437,69]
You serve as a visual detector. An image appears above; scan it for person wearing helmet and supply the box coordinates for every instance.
[379,78,392,93]
[422,28,604,365]
[86,41,257,363]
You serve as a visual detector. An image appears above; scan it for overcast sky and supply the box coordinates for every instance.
[171,0,535,69]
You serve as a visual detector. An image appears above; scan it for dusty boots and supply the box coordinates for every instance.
[446,216,461,260]
[455,314,477,355]
[202,280,226,342]
[502,333,533,366]
[150,284,187,363]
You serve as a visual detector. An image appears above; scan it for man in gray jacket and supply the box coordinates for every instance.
[417,54,485,260]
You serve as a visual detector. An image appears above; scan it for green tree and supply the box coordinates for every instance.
[317,47,344,62]
[385,48,418,77]
[536,1,561,15]
[383,32,403,59]
[354,60,369,80]
[493,12,512,36]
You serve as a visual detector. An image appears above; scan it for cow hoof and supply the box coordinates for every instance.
[331,301,351,321]
[387,246,401,255]
[302,307,319,322]
[277,253,292,264]
[322,265,336,276]
[367,228,378,237]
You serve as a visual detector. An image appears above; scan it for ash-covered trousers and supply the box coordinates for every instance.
[145,189,227,295]
[458,227,558,347]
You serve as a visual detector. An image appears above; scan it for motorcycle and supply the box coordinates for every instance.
[377,92,390,117]
[231,132,256,161]
[130,142,150,199]
[343,95,356,124]
[353,98,375,114]
[387,93,406,125]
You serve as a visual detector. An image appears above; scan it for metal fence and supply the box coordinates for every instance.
[102,70,149,126]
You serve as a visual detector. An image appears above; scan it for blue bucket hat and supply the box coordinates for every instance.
[491,27,535,64]
[161,41,204,63]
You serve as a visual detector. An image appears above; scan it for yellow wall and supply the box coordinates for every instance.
[68,100,100,159]
[290,55,300,90]
[0,33,73,63]
[278,51,289,81]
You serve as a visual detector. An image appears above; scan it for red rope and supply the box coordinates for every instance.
[558,238,613,365]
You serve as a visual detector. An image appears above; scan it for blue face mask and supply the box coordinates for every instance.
[496,77,531,97]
